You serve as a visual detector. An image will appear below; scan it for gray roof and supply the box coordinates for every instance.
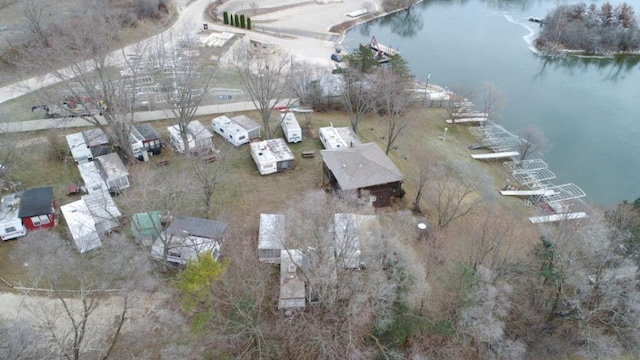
[320,143,404,190]
[258,214,286,250]
[82,128,110,148]
[95,153,129,179]
[232,115,261,131]
[166,215,227,240]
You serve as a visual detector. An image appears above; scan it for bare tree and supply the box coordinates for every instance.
[412,164,430,213]
[193,151,228,218]
[338,67,375,134]
[481,82,505,126]
[371,67,415,154]
[156,32,213,156]
[0,315,50,360]
[14,230,157,360]
[429,162,483,230]
[21,0,50,46]
[234,42,293,139]
[445,86,474,124]
[288,60,321,107]
[516,125,550,161]
[23,12,143,162]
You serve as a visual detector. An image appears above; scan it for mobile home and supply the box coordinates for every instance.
[131,124,162,161]
[318,126,360,150]
[0,193,26,241]
[167,120,214,155]
[78,161,109,194]
[82,188,122,234]
[212,115,262,147]
[65,132,93,164]
[258,214,286,263]
[82,128,111,158]
[250,138,295,175]
[94,153,130,193]
[280,112,302,143]
[60,200,102,253]
[151,216,228,265]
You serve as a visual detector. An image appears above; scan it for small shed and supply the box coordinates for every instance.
[131,124,162,161]
[250,138,295,175]
[82,128,111,157]
[131,211,163,246]
[65,132,93,164]
[94,153,130,193]
[318,126,361,150]
[258,214,286,263]
[212,115,261,146]
[151,215,228,265]
[279,249,308,309]
[82,188,122,235]
[78,161,108,194]
[0,193,26,241]
[18,187,57,231]
[60,200,102,253]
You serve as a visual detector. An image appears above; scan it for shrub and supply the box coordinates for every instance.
[247,17,252,30]
[234,14,239,28]
[240,14,245,29]
[230,13,234,26]
[223,11,229,25]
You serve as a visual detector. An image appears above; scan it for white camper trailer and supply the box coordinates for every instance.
[212,115,262,147]
[167,120,214,156]
[318,126,360,150]
[280,112,302,143]
[78,161,109,194]
[250,139,296,175]
[0,193,27,241]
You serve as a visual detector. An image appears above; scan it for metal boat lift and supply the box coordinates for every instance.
[503,159,548,173]
[542,183,586,204]
[481,136,521,152]
[511,168,556,188]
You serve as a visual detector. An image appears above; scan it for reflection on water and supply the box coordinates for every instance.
[346,0,640,204]
[535,54,640,82]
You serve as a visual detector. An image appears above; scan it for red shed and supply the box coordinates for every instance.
[18,187,57,231]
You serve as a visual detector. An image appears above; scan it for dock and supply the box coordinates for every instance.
[370,36,399,57]
[529,212,587,224]
[500,189,556,197]
[446,117,488,124]
[471,151,519,160]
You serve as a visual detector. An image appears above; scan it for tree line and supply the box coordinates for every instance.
[536,2,640,54]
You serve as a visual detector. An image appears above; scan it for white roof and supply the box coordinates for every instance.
[188,120,213,140]
[281,112,301,130]
[95,153,129,179]
[258,214,286,250]
[213,115,248,134]
[251,138,295,163]
[66,132,92,163]
[78,161,108,193]
[0,193,21,225]
[81,189,121,233]
[60,200,102,253]
[334,213,378,269]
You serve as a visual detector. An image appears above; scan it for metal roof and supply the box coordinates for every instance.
[166,215,227,240]
[258,214,286,250]
[543,183,587,204]
[511,168,556,188]
[503,159,548,173]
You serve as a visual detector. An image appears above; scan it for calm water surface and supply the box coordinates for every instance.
[345,0,640,206]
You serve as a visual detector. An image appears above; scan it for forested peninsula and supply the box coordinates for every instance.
[535,2,640,55]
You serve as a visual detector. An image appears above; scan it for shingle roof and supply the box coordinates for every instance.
[166,215,228,240]
[320,143,404,190]
[18,187,54,218]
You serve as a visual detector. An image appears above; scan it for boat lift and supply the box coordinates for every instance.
[503,158,548,173]
[511,168,556,189]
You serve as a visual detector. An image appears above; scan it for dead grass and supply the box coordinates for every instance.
[0,106,541,314]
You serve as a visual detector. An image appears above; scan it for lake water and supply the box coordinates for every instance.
[344,0,640,206]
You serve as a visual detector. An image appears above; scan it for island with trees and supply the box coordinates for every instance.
[535,2,640,55]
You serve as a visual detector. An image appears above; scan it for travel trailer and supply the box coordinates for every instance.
[280,112,302,143]
[212,115,262,147]
[318,126,360,150]
[250,138,295,175]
